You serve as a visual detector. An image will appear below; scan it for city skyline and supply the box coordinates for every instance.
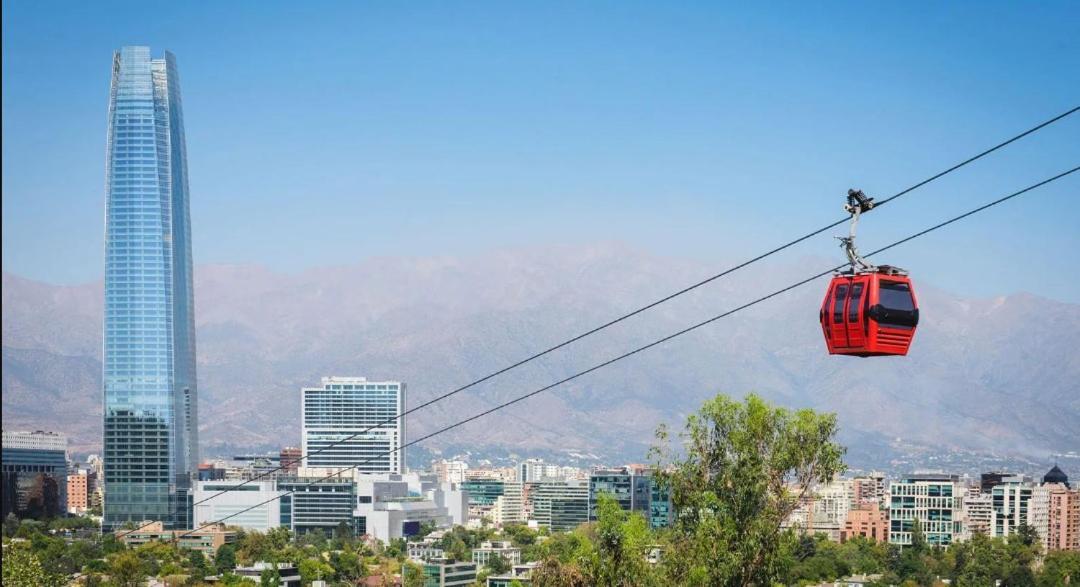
[102,46,198,532]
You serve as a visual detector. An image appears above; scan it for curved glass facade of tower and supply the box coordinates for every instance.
[103,46,198,531]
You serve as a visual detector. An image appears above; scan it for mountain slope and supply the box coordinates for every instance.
[3,244,1077,462]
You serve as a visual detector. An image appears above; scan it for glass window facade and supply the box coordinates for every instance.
[103,46,198,531]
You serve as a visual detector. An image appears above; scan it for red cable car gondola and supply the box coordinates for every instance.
[820,190,919,357]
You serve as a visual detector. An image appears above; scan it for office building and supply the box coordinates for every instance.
[117,521,236,556]
[588,468,651,518]
[302,377,405,474]
[194,480,284,532]
[350,473,455,541]
[462,478,504,520]
[103,46,199,531]
[888,474,966,547]
[279,476,359,536]
[991,476,1033,538]
[527,480,589,531]
[2,430,68,519]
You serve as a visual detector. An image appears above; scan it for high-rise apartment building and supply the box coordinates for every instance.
[888,474,966,547]
[301,377,405,474]
[1031,466,1079,552]
[991,476,1033,538]
[961,492,995,538]
[102,46,198,531]
[68,471,90,514]
[492,482,525,527]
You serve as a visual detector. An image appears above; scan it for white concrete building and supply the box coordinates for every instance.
[492,482,525,526]
[472,540,521,569]
[302,377,405,474]
[961,492,995,539]
[433,460,469,484]
[193,480,284,532]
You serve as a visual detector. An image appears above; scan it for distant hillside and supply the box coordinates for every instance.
[3,244,1078,465]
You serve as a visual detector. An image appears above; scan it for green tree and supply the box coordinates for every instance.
[298,557,335,583]
[650,393,846,586]
[1037,550,1080,587]
[108,550,148,587]
[2,545,61,587]
[580,493,657,586]
[259,566,281,587]
[488,552,512,575]
[331,550,366,581]
[3,512,20,537]
[215,543,238,574]
[403,561,427,587]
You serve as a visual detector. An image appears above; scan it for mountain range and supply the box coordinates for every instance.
[3,243,1078,468]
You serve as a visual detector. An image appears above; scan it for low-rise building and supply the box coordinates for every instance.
[487,562,538,587]
[414,558,476,587]
[472,540,521,569]
[116,521,236,556]
[234,562,301,587]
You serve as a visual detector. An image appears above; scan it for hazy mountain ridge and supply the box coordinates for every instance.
[3,244,1078,463]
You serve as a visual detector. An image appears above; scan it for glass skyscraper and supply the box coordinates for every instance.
[103,46,198,531]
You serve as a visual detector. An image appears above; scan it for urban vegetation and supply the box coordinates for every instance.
[3,395,1078,586]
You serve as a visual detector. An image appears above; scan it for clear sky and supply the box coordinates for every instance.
[3,1,1079,301]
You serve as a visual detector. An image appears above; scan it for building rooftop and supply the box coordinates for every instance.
[1043,464,1070,487]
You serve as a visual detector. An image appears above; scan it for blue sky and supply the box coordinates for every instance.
[3,1,1079,301]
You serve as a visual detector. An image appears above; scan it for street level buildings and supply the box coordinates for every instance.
[103,46,199,531]
[302,377,405,474]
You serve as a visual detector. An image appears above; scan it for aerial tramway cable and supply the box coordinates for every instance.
[159,106,1080,527]
[173,164,1078,539]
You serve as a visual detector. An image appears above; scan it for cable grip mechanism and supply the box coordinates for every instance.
[838,189,878,274]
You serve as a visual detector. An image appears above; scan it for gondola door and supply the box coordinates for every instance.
[829,280,850,350]
[844,278,867,348]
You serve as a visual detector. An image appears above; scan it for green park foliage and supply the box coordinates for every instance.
[2,394,1077,586]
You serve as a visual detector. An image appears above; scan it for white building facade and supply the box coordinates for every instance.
[302,377,405,474]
